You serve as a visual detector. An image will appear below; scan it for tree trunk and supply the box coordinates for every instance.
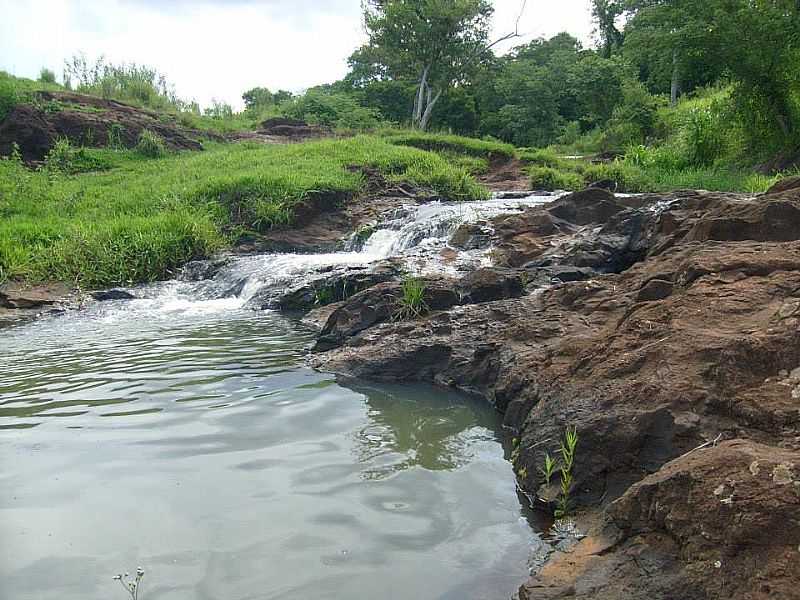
[419,89,443,130]
[670,49,681,106]
[412,65,430,127]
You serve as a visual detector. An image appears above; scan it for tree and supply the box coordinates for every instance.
[38,68,57,85]
[358,0,524,130]
[242,87,274,111]
[591,0,626,57]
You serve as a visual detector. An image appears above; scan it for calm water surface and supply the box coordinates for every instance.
[0,298,537,600]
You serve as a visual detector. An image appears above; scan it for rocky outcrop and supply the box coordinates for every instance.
[0,91,209,162]
[309,185,800,599]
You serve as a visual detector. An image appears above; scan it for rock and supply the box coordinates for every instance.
[179,257,232,281]
[0,282,70,309]
[636,278,673,302]
[457,268,524,304]
[0,91,207,162]
[275,262,401,312]
[587,179,618,192]
[764,175,800,196]
[314,279,460,351]
[547,188,622,226]
[309,187,800,598]
[449,222,492,250]
[91,289,136,301]
[259,117,330,138]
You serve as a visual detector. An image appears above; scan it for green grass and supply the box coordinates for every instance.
[0,136,488,287]
[382,130,516,160]
[393,276,429,320]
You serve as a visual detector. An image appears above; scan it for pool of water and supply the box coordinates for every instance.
[0,300,538,600]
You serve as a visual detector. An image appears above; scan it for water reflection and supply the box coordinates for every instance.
[0,304,535,600]
[350,381,499,478]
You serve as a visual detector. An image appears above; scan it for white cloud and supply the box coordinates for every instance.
[0,0,593,110]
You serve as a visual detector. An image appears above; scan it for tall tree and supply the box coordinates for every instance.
[357,0,523,130]
[591,0,626,57]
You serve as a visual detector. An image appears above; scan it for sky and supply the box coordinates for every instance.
[0,0,595,110]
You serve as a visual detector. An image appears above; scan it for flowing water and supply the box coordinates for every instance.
[0,194,554,600]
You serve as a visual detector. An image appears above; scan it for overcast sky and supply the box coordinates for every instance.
[1,0,595,109]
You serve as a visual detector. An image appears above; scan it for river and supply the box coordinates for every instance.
[0,194,554,600]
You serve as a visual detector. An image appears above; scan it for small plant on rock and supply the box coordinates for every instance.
[539,451,557,486]
[393,276,428,320]
[555,425,579,518]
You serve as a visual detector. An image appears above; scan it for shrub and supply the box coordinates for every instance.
[0,78,17,122]
[135,129,166,158]
[282,90,380,130]
[680,107,726,167]
[38,68,57,84]
[583,161,651,192]
[44,138,112,174]
[108,123,125,150]
[529,166,583,191]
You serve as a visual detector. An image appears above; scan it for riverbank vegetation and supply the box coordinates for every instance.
[0,135,490,286]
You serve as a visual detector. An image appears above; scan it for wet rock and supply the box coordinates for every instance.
[179,257,232,281]
[0,282,70,309]
[457,268,524,304]
[314,279,460,351]
[91,289,136,301]
[587,179,618,192]
[276,262,402,312]
[449,222,493,250]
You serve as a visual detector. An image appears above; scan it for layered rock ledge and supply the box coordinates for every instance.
[308,181,800,599]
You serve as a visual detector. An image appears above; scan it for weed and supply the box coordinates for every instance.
[135,130,166,158]
[108,123,125,150]
[44,138,77,172]
[555,426,579,518]
[393,276,428,320]
[113,567,144,600]
[539,452,557,486]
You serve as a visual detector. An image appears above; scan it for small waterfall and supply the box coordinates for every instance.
[136,193,558,314]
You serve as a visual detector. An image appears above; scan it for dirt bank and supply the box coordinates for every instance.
[308,181,800,598]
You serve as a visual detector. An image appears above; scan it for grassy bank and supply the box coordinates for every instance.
[0,135,489,287]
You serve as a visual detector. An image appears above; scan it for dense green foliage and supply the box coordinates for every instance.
[0,136,487,286]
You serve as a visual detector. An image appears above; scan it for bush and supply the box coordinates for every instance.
[135,129,167,158]
[529,166,583,191]
[680,107,727,167]
[38,68,57,84]
[282,90,380,130]
[583,161,651,192]
[0,78,17,122]
[44,138,112,174]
